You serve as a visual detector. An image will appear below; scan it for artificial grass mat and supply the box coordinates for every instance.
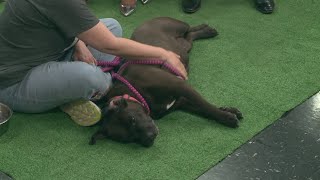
[1,0,320,179]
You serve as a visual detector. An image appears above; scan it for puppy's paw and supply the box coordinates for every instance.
[219,107,243,120]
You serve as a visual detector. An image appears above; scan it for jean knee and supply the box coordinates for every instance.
[74,63,112,94]
[100,18,123,37]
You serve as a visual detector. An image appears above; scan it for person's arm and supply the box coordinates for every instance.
[77,22,187,79]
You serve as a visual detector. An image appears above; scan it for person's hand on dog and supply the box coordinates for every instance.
[162,50,188,80]
[73,40,97,65]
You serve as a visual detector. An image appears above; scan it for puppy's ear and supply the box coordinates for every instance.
[108,98,128,111]
[89,130,106,145]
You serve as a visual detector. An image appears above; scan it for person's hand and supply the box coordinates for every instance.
[161,50,188,80]
[73,40,97,65]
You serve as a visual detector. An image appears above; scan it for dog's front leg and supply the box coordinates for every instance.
[172,82,243,128]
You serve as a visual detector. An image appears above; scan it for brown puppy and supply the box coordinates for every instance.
[90,17,243,147]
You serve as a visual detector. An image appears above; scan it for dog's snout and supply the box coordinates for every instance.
[146,131,157,140]
[147,123,159,138]
[140,127,158,147]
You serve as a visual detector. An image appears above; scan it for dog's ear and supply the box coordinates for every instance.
[108,98,128,112]
[89,130,106,145]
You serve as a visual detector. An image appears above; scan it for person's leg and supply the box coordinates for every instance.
[0,61,112,126]
[61,18,123,126]
[87,18,123,61]
[0,18,122,126]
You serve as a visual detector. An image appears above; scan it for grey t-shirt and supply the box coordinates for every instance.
[0,0,99,89]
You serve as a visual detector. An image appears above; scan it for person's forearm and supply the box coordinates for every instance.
[77,22,167,61]
[76,22,187,79]
[101,37,167,60]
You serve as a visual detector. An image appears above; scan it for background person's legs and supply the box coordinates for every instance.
[180,0,274,14]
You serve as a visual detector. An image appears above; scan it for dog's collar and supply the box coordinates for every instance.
[112,94,141,104]
[110,94,149,114]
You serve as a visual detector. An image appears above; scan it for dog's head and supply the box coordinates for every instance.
[90,95,159,147]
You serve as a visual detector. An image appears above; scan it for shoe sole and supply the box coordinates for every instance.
[61,100,101,126]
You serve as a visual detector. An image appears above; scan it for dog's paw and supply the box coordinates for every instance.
[219,107,243,120]
[203,26,218,38]
[216,112,240,128]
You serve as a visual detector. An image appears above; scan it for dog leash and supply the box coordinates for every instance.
[116,59,185,79]
[111,72,150,114]
[97,56,184,115]
[97,56,122,72]
[97,57,185,79]
[97,57,150,114]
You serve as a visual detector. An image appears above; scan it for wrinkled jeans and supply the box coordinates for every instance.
[0,18,122,113]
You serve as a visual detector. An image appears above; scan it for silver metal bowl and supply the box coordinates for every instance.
[0,103,12,137]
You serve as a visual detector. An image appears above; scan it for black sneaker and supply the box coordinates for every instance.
[255,0,275,14]
[182,0,201,13]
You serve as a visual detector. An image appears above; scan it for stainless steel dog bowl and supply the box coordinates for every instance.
[0,103,12,137]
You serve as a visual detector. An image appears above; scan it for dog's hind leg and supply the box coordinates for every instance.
[181,24,218,58]
[186,25,218,42]
[188,24,209,32]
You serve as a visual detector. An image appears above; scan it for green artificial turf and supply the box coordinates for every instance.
[1,0,320,179]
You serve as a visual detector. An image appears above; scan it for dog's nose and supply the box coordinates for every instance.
[141,132,157,147]
[146,131,157,140]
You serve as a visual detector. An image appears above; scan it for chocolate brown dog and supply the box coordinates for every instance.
[90,17,243,147]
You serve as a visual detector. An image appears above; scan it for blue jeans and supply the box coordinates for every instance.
[0,18,122,113]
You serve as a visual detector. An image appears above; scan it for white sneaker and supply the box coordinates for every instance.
[60,100,101,126]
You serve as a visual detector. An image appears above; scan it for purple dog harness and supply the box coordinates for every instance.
[97,57,184,115]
